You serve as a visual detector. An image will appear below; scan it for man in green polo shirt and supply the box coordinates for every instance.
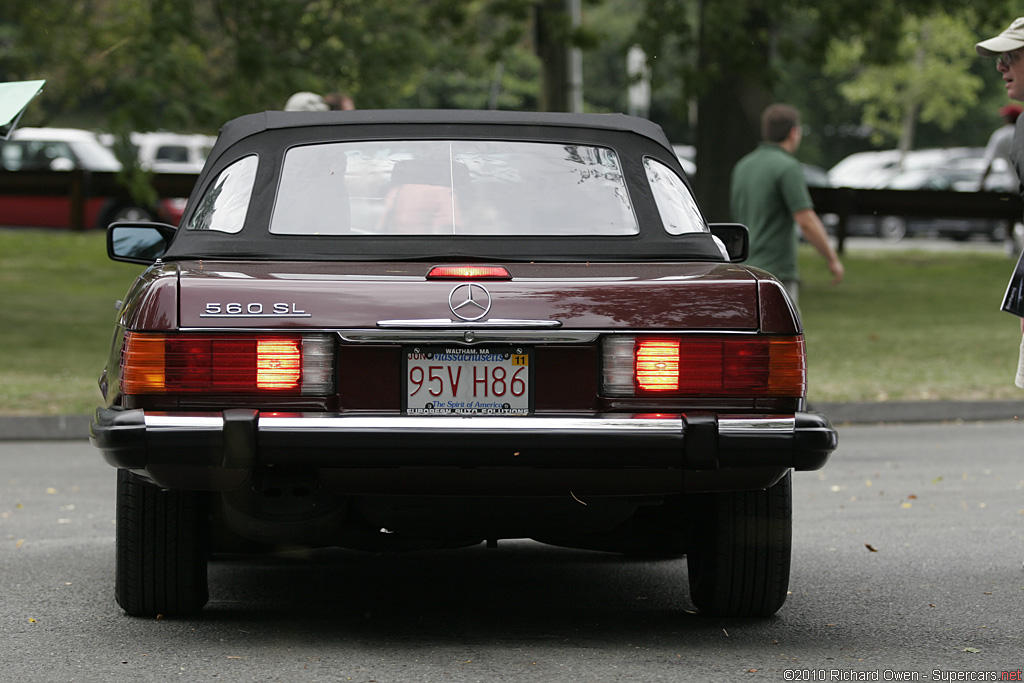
[730,104,843,307]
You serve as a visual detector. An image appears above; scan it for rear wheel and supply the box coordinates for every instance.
[115,469,209,617]
[685,472,792,617]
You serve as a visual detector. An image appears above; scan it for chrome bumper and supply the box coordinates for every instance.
[91,407,836,478]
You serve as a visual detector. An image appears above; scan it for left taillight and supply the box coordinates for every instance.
[602,334,806,398]
[120,332,335,395]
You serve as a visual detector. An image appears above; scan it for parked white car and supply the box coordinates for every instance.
[3,126,120,172]
[0,127,183,227]
[828,147,986,189]
[133,132,215,173]
[98,131,216,173]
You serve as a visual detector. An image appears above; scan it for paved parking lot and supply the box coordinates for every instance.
[2,421,1022,681]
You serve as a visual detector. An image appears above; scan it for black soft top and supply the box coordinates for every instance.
[211,109,678,156]
[164,110,725,263]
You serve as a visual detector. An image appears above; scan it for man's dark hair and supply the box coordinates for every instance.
[761,104,801,143]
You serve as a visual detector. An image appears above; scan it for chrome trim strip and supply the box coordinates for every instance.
[377,318,562,329]
[176,327,757,338]
[145,415,224,430]
[141,414,683,434]
[141,413,797,437]
[259,416,685,433]
[342,330,599,343]
[717,417,795,434]
[173,328,596,342]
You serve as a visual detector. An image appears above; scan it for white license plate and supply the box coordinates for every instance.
[404,346,531,415]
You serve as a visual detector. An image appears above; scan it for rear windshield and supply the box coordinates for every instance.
[269,140,639,236]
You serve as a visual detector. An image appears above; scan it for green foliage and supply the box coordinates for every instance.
[578,0,642,115]
[627,0,1023,215]
[826,12,984,149]
[5,1,1024,190]
[110,131,159,209]
[399,0,540,110]
[2,0,552,127]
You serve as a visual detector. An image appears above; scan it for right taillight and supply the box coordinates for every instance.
[602,335,806,398]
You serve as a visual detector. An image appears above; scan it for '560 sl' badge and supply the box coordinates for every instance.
[201,302,311,318]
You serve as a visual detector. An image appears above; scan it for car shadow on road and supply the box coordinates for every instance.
[197,542,793,644]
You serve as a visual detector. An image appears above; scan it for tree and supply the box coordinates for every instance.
[2,0,444,130]
[5,0,1020,202]
[635,1,1017,221]
[408,0,540,110]
[826,12,984,154]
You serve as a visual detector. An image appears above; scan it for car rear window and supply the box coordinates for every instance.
[187,155,258,233]
[269,140,639,236]
[643,157,707,235]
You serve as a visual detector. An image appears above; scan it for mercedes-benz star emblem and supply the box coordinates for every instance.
[449,283,492,321]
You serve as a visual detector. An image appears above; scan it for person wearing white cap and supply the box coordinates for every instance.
[977,18,1024,380]
[284,92,329,112]
[977,19,1024,186]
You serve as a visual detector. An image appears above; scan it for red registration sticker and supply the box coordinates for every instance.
[404,346,531,415]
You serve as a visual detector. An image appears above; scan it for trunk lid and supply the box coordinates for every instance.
[176,260,760,331]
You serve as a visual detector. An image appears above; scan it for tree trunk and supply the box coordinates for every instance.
[897,42,926,157]
[897,101,919,157]
[535,0,572,112]
[694,1,773,223]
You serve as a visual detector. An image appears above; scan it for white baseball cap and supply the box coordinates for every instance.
[284,92,328,112]
[976,17,1024,57]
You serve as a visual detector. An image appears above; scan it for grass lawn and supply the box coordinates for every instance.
[799,242,1023,403]
[0,229,1021,414]
[0,229,141,415]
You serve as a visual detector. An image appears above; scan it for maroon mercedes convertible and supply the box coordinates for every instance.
[90,109,837,618]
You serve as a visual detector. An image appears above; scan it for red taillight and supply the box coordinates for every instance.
[256,340,302,389]
[635,338,681,391]
[427,265,512,279]
[603,335,806,398]
[121,333,334,395]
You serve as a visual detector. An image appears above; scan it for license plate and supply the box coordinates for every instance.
[404,346,532,415]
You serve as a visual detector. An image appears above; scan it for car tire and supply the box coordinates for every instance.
[685,471,792,617]
[115,469,209,617]
[878,216,907,241]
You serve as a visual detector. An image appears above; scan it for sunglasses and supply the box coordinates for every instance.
[998,50,1023,67]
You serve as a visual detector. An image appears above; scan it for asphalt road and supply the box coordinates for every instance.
[1,422,1022,682]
